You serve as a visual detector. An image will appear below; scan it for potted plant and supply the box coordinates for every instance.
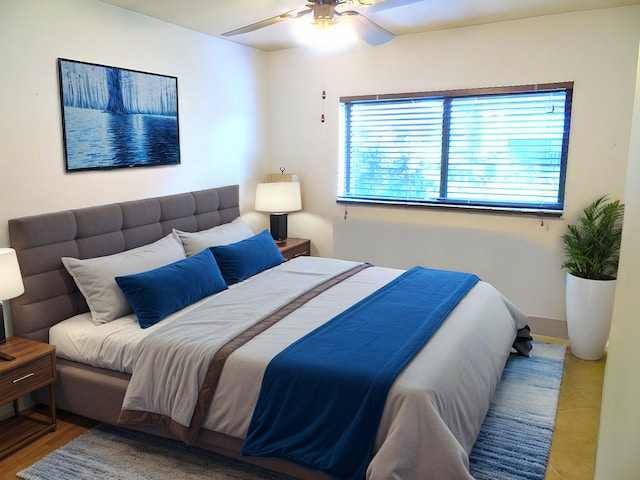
[562,195,624,360]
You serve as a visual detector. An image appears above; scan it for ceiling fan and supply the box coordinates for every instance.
[222,0,418,46]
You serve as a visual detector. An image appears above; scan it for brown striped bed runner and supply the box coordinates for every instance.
[118,262,372,443]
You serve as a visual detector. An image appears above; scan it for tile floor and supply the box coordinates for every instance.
[536,336,606,480]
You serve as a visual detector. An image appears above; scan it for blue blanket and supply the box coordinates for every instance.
[242,267,479,480]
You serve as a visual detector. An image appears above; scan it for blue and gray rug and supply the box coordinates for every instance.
[18,342,565,480]
[470,341,566,479]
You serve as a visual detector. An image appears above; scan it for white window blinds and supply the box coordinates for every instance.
[339,84,572,213]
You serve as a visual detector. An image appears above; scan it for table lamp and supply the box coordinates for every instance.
[0,248,25,360]
[255,182,302,243]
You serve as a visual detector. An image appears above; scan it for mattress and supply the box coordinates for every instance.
[50,256,528,479]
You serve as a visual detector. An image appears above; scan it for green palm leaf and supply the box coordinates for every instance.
[562,196,624,280]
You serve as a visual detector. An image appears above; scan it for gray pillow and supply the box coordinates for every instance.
[62,234,186,325]
[173,217,254,257]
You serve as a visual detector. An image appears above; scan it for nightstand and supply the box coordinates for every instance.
[0,337,57,459]
[278,237,311,261]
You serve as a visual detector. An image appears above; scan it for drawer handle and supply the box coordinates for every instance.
[13,372,35,384]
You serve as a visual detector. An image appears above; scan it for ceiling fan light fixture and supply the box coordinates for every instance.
[312,4,337,33]
[223,0,398,47]
[313,17,337,33]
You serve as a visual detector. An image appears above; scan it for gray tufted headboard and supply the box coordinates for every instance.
[8,185,240,343]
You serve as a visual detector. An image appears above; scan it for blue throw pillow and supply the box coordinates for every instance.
[210,229,285,285]
[116,249,228,328]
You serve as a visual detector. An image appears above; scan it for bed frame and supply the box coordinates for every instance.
[8,185,327,479]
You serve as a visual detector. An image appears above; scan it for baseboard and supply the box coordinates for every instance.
[527,316,568,340]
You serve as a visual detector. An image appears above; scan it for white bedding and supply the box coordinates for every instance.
[50,257,367,373]
[50,257,528,479]
[51,297,221,373]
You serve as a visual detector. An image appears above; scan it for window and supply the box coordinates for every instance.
[338,83,573,214]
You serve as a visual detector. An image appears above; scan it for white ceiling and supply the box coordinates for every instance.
[100,0,640,51]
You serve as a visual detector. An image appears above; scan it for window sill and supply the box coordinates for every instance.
[336,198,564,218]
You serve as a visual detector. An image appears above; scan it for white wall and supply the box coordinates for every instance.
[0,0,269,250]
[2,2,637,331]
[1,3,637,338]
[594,39,640,479]
[266,6,640,326]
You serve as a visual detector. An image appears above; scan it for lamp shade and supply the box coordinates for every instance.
[255,182,302,214]
[0,248,24,300]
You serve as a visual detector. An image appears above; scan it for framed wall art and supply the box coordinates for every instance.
[58,58,180,171]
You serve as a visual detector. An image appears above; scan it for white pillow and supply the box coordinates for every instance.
[173,217,254,257]
[62,234,186,325]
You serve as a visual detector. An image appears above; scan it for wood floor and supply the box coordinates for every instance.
[1,338,606,480]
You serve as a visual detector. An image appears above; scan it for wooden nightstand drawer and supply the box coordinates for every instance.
[283,243,309,259]
[278,238,311,261]
[0,355,54,405]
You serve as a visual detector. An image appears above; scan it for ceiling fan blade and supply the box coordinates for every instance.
[338,11,394,46]
[222,8,312,37]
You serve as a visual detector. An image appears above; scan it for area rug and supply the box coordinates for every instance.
[18,342,565,480]
[469,341,566,479]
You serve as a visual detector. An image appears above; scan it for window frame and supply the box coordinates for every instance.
[338,82,574,216]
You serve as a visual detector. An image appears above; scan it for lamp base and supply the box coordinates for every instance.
[0,303,5,344]
[269,213,288,244]
[0,310,14,360]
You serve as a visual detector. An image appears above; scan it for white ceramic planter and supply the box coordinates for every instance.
[565,273,617,360]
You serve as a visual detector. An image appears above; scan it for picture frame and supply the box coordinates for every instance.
[58,58,180,172]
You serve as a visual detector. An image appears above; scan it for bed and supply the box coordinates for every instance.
[8,185,528,480]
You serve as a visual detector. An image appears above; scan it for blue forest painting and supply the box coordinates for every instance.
[58,58,180,171]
